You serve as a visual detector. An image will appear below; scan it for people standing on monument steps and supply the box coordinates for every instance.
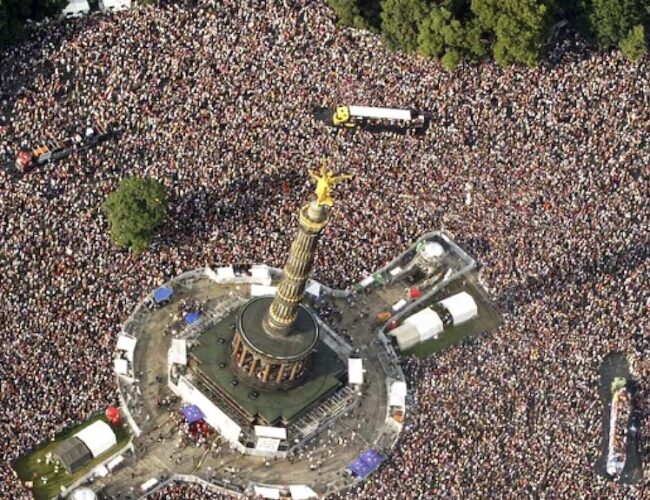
[0,0,647,498]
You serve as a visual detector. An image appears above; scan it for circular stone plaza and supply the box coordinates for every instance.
[89,165,493,499]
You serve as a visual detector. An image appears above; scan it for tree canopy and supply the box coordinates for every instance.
[102,177,168,253]
[327,0,649,68]
[0,0,66,47]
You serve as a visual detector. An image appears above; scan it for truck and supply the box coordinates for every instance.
[315,105,427,131]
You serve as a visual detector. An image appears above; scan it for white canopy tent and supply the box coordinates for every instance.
[255,437,281,452]
[438,292,478,325]
[116,334,137,362]
[168,338,187,366]
[74,421,116,458]
[114,358,128,376]
[289,485,318,499]
[99,0,131,13]
[61,0,90,18]
[216,266,236,280]
[404,307,443,342]
[251,265,271,282]
[305,279,321,298]
[389,324,420,351]
[389,380,407,408]
[348,358,364,385]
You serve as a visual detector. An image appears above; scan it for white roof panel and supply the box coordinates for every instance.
[114,358,128,375]
[75,420,116,458]
[251,284,277,297]
[394,324,420,350]
[116,334,137,362]
[439,292,478,325]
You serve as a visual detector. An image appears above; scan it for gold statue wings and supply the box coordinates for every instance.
[309,160,353,207]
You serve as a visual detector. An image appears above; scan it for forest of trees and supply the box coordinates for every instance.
[328,0,649,68]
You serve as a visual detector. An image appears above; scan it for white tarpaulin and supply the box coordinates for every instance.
[404,307,443,342]
[289,485,318,499]
[114,358,128,375]
[93,464,109,478]
[389,380,407,408]
[99,0,131,12]
[177,376,242,441]
[75,421,116,458]
[438,292,478,325]
[305,280,321,297]
[390,324,420,351]
[116,334,137,362]
[253,486,281,499]
[168,338,187,366]
[251,284,277,297]
[106,455,124,471]
[348,358,364,385]
[254,426,287,440]
[256,436,281,452]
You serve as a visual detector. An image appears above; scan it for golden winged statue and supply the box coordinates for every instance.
[309,160,353,207]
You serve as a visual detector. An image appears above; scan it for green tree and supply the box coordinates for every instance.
[0,0,66,47]
[418,6,451,57]
[472,0,556,66]
[103,177,168,253]
[381,0,430,52]
[619,24,648,60]
[581,0,648,48]
[327,0,369,29]
[442,47,462,68]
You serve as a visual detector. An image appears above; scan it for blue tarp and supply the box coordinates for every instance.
[347,449,385,478]
[185,311,200,324]
[181,404,205,424]
[153,286,174,303]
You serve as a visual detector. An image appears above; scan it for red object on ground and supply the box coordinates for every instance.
[409,287,422,299]
[386,320,397,331]
[16,151,32,168]
[105,405,121,425]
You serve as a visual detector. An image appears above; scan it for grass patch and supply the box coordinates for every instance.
[12,415,131,500]
[402,275,501,358]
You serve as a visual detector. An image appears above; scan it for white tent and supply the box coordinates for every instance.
[75,421,116,458]
[438,292,478,325]
[388,380,407,408]
[70,488,97,500]
[114,358,128,376]
[116,334,137,362]
[255,437,281,452]
[140,478,158,492]
[61,0,90,18]
[253,486,281,499]
[404,307,443,342]
[348,358,364,385]
[391,299,407,312]
[389,324,420,351]
[289,485,318,499]
[251,265,271,282]
[99,0,131,13]
[168,338,187,366]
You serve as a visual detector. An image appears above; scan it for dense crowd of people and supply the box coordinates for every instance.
[0,0,647,498]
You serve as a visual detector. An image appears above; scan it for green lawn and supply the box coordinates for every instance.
[12,415,131,500]
[401,276,501,358]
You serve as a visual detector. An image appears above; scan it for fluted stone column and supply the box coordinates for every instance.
[263,201,329,337]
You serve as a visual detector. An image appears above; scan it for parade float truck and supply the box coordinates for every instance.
[315,105,427,130]
[606,377,632,477]
[13,123,120,172]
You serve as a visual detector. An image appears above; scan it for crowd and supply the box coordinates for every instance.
[0,0,647,498]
